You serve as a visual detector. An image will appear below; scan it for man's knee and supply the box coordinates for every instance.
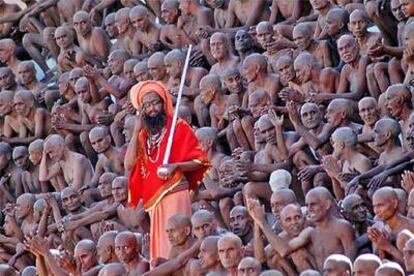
[80,131,90,145]
[241,116,253,130]
[366,63,375,76]
[22,33,33,49]
[292,151,308,168]
[219,197,234,211]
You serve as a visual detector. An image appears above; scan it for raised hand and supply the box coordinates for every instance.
[401,170,414,193]
[321,155,342,179]
[287,102,301,127]
[246,198,266,225]
[269,109,284,128]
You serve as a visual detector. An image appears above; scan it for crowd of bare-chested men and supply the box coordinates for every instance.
[5,0,414,275]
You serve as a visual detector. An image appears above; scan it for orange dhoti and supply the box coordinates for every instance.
[149,189,192,260]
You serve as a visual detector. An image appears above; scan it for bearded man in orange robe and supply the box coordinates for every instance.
[125,80,210,261]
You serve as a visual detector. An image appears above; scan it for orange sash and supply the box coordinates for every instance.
[128,117,210,211]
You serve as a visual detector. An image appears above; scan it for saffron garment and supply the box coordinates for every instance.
[128,116,210,258]
[149,189,192,260]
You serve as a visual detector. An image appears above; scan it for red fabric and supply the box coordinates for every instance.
[128,117,210,210]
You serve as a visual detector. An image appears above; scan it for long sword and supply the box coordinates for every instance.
[157,44,193,176]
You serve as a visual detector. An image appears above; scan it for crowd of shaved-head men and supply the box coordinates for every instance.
[3,0,414,275]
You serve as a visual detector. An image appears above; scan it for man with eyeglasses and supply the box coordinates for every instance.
[126,80,209,261]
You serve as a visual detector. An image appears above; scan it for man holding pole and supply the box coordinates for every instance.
[125,79,210,261]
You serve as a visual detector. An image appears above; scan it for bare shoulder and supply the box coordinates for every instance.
[333,217,354,232]
[193,66,209,76]
[321,67,339,78]
[284,131,300,145]
[71,151,89,163]
[92,27,108,38]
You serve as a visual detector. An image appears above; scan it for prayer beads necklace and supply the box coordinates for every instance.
[146,128,167,163]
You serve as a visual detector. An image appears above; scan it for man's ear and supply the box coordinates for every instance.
[324,198,332,212]
[184,226,192,236]
[385,130,392,141]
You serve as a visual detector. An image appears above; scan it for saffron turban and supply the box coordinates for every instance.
[130,80,174,117]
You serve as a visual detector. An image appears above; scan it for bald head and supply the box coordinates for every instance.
[375,262,404,276]
[338,34,355,45]
[115,7,131,22]
[210,32,229,46]
[342,194,363,212]
[337,34,359,63]
[97,230,117,264]
[243,53,267,72]
[372,187,399,220]
[373,186,398,202]
[293,23,313,38]
[73,10,89,21]
[306,186,333,202]
[0,38,15,48]
[350,9,368,21]
[44,134,65,148]
[112,176,128,189]
[270,189,297,219]
[332,127,358,147]
[75,76,89,90]
[271,189,297,205]
[89,126,109,140]
[168,214,192,229]
[299,270,321,276]
[0,142,11,157]
[73,10,91,37]
[294,53,320,84]
[98,263,126,276]
[21,266,36,276]
[327,7,349,27]
[374,118,401,144]
[353,254,381,276]
[196,127,218,150]
[238,257,261,275]
[75,239,96,253]
[165,49,185,63]
[14,90,35,104]
[148,52,165,67]
[324,254,353,275]
[192,209,213,224]
[109,49,130,62]
[130,5,148,17]
[385,84,412,118]
[16,193,36,207]
[295,52,320,69]
[358,97,377,110]
[18,60,35,72]
[200,74,222,95]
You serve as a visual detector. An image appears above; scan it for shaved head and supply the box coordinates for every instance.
[98,263,126,276]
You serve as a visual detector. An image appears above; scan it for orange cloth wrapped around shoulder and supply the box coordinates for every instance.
[128,81,210,211]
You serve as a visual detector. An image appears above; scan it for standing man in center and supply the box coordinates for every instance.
[125,81,210,261]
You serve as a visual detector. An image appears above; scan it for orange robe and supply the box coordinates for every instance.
[128,116,209,260]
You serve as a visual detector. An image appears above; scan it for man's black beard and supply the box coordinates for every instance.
[143,112,166,132]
